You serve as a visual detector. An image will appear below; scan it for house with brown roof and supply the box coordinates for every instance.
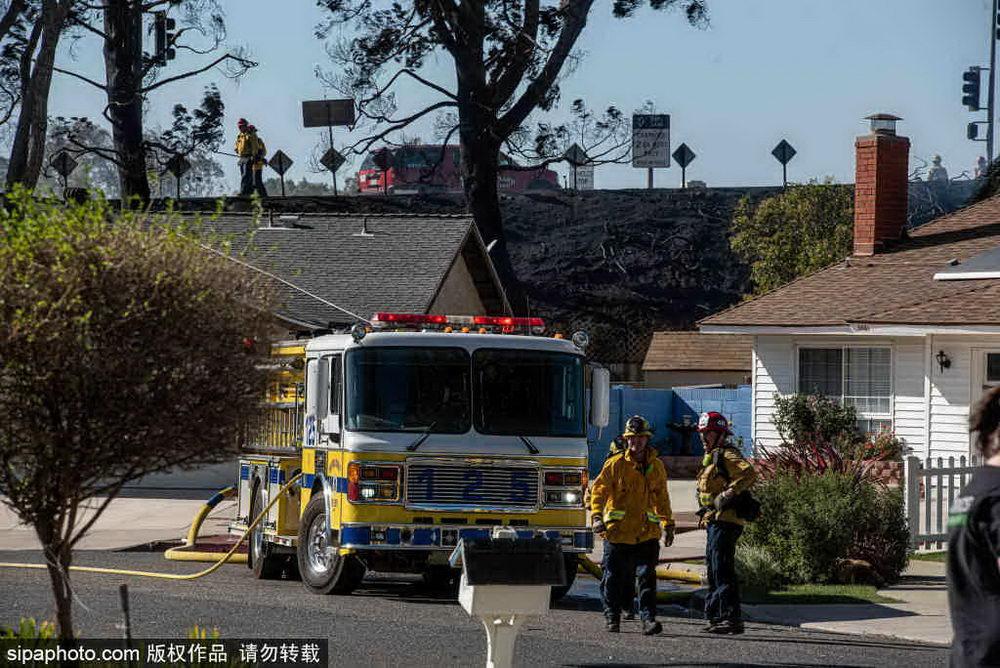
[700,115,996,459]
[642,332,752,389]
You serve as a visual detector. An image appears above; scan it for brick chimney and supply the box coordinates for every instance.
[853,114,910,256]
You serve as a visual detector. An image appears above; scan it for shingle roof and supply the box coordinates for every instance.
[203,213,507,328]
[700,194,1000,328]
[642,332,752,371]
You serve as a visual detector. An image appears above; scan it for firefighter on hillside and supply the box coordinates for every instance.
[696,411,757,635]
[234,118,255,196]
[590,415,674,635]
[248,124,268,198]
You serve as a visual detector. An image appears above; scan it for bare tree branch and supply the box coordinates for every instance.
[52,65,105,90]
[141,52,257,94]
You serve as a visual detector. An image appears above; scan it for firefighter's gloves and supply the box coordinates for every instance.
[591,514,607,536]
[662,524,675,547]
[714,487,737,512]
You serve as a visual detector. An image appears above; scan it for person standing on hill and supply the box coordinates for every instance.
[234,118,255,196]
[948,386,1000,667]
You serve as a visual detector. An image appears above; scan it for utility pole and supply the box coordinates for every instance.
[990,0,997,162]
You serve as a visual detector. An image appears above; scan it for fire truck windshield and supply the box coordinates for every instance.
[473,349,585,438]
[345,347,471,433]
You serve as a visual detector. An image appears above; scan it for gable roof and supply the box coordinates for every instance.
[700,194,1000,330]
[642,332,752,371]
[205,213,509,329]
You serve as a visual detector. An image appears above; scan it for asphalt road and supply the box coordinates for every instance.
[0,550,948,667]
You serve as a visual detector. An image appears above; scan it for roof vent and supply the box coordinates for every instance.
[353,217,376,238]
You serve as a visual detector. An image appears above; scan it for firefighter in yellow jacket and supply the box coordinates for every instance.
[591,415,674,635]
[696,411,757,635]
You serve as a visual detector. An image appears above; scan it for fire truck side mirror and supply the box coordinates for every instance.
[306,359,320,421]
[590,367,610,428]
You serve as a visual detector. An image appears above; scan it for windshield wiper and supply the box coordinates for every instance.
[518,435,540,454]
[406,421,438,452]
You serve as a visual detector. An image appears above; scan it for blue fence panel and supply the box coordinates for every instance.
[587,385,673,478]
[586,384,752,477]
[672,385,753,457]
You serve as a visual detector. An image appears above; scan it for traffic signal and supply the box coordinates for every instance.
[153,11,177,65]
[969,122,980,141]
[963,67,982,111]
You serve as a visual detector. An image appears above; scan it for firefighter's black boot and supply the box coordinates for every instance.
[641,620,662,636]
[605,615,620,633]
[705,619,744,635]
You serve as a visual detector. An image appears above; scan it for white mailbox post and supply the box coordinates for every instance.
[450,529,567,668]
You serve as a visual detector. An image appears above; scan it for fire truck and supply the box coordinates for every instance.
[232,312,610,599]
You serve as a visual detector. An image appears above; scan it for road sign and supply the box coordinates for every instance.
[165,154,191,178]
[320,147,345,173]
[563,143,588,166]
[632,114,670,169]
[302,99,355,128]
[771,139,796,165]
[672,143,696,168]
[50,150,78,178]
[269,150,293,175]
[571,164,594,190]
[672,143,696,188]
[772,139,796,188]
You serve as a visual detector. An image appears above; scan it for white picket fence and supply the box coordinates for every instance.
[904,455,980,551]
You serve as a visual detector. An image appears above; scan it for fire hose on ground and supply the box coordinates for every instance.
[163,486,246,564]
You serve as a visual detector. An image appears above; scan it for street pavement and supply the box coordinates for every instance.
[0,550,949,667]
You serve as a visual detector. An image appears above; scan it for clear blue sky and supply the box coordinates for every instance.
[46,0,988,192]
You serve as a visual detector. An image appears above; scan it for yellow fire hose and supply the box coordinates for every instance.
[0,473,302,580]
[163,486,247,564]
[577,553,705,585]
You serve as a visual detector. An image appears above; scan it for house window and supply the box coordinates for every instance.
[798,346,892,435]
[985,353,1000,390]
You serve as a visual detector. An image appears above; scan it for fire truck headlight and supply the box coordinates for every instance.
[360,486,377,500]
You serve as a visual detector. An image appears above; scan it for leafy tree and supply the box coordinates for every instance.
[4,0,78,188]
[42,115,119,195]
[730,180,853,296]
[317,0,707,307]
[0,189,275,638]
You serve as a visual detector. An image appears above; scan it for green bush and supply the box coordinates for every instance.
[847,486,909,584]
[0,618,55,639]
[743,471,909,585]
[773,393,860,447]
[735,543,784,595]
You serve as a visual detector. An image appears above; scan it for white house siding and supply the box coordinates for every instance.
[892,338,927,454]
[752,335,794,450]
[752,335,929,457]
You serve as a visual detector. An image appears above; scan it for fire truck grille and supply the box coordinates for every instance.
[405,464,539,508]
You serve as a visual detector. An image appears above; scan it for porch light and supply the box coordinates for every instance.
[936,350,951,373]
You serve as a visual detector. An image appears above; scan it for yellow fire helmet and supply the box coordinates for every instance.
[622,415,653,437]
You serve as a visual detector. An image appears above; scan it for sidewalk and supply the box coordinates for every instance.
[741,559,951,645]
[0,497,234,550]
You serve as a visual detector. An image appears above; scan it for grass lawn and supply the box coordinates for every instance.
[911,551,947,563]
[745,584,900,605]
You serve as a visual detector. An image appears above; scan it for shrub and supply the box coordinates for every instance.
[847,486,910,584]
[743,471,909,585]
[773,393,860,447]
[735,543,784,595]
[0,618,55,639]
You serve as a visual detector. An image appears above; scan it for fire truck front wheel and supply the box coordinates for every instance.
[297,494,365,595]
